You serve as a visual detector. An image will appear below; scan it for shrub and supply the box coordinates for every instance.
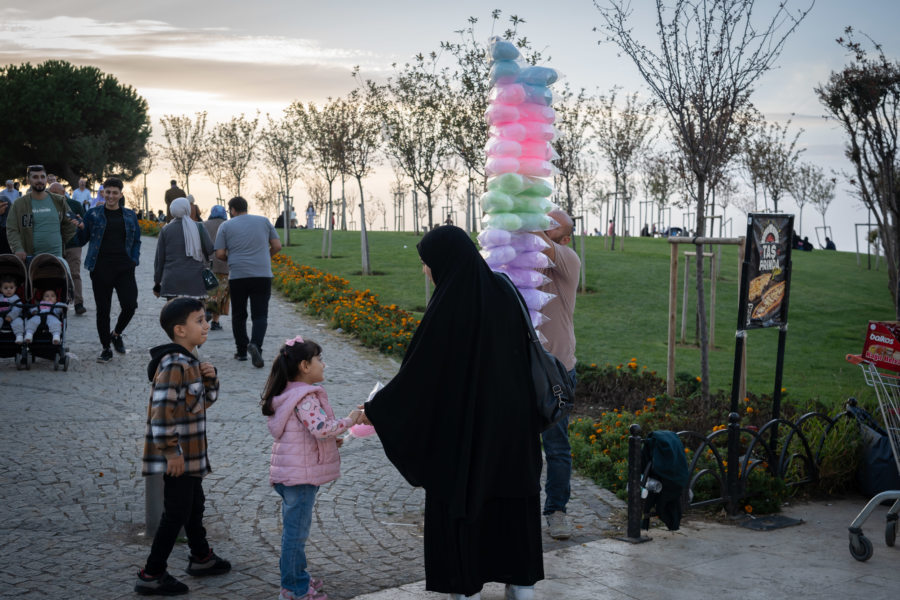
[138,219,162,237]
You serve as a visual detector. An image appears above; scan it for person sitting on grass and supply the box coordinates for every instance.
[135,297,231,596]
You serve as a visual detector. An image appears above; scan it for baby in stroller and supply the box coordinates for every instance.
[1,275,25,343]
[25,288,66,345]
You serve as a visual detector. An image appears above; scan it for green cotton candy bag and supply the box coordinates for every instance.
[518,177,554,197]
[487,173,525,195]
[515,212,553,232]
[482,212,523,231]
[481,190,515,214]
[512,195,554,214]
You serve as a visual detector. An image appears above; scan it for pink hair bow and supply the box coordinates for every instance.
[285,335,304,346]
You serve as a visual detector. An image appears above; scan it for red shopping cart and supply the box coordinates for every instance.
[845,354,900,561]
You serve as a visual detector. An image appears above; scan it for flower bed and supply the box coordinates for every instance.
[138,219,162,237]
[271,254,419,356]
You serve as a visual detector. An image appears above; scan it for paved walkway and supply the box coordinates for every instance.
[0,236,618,600]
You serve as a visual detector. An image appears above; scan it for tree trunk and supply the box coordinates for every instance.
[694,176,711,408]
[357,177,371,276]
[321,182,333,259]
[426,190,433,230]
[184,175,191,195]
[340,174,347,231]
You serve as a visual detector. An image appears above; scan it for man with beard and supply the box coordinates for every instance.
[5,165,75,260]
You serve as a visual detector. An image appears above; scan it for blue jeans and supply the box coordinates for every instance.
[274,483,319,595]
[541,368,576,515]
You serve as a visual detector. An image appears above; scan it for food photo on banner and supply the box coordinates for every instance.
[744,214,794,329]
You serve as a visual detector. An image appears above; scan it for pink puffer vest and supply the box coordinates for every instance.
[268,381,341,486]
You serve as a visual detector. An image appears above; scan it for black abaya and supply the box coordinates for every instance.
[365,226,544,595]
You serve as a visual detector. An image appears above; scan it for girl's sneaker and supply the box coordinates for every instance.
[279,588,328,600]
[504,585,535,600]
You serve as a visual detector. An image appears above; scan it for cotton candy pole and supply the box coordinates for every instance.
[478,37,561,328]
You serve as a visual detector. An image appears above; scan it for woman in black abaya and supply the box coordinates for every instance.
[362,226,543,600]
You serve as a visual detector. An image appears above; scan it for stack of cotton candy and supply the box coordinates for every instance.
[479,36,561,326]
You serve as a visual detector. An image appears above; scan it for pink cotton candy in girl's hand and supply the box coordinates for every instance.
[350,424,376,438]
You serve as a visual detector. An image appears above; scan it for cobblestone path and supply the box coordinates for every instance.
[0,236,619,599]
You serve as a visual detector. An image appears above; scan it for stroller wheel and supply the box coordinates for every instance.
[63,355,70,371]
[849,533,873,562]
[53,356,59,371]
[886,519,897,547]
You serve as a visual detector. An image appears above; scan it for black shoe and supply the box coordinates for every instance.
[74,303,86,315]
[134,569,189,595]
[234,352,248,361]
[110,331,126,354]
[210,321,222,331]
[247,343,264,368]
[186,550,232,577]
[97,348,113,363]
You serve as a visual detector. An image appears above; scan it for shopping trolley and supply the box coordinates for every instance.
[845,354,900,561]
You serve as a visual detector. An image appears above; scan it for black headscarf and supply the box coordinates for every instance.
[365,226,542,520]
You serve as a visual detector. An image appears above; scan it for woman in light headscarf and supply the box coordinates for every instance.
[153,197,213,300]
[202,204,230,330]
[187,194,203,222]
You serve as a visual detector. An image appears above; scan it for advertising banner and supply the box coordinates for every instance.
[744,214,794,329]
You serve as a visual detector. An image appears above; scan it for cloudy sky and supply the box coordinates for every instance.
[2,0,899,248]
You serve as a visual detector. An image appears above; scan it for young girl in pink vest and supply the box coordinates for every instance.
[261,336,362,600]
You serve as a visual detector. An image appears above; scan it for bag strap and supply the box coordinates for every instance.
[496,272,540,345]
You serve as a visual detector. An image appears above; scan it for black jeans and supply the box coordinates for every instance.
[145,475,210,576]
[229,277,271,354]
[89,260,138,349]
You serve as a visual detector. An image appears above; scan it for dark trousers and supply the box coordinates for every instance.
[229,277,271,353]
[89,260,138,349]
[145,475,210,576]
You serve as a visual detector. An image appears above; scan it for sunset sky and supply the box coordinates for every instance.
[2,0,899,248]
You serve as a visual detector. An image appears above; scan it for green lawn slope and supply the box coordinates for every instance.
[280,228,895,409]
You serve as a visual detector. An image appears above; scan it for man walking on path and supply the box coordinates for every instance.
[5,165,76,261]
[536,209,581,540]
[50,182,87,315]
[164,180,185,223]
[76,177,141,363]
[214,196,281,368]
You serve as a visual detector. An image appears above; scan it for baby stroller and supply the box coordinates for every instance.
[24,253,73,371]
[0,254,28,369]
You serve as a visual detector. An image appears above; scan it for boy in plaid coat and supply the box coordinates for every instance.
[135,297,231,596]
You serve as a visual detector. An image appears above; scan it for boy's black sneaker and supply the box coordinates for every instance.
[234,352,248,361]
[247,343,264,368]
[97,347,113,363]
[210,321,222,331]
[186,550,232,576]
[111,331,126,353]
[134,570,189,596]
[74,303,86,315]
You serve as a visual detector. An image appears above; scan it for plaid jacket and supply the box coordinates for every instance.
[142,346,219,477]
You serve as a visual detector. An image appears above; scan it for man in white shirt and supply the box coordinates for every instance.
[72,178,92,208]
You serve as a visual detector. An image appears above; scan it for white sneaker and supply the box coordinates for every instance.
[448,594,481,600]
[15,334,23,344]
[546,511,573,539]
[505,585,535,600]
[24,332,33,343]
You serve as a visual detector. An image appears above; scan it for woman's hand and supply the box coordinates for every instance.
[357,411,372,426]
[347,408,363,424]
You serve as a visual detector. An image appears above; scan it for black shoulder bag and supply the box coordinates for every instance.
[499,273,574,431]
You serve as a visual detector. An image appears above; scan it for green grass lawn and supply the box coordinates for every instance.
[279,228,896,409]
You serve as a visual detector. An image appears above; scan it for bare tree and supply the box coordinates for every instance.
[816,28,900,316]
[201,142,229,206]
[290,100,343,257]
[642,151,679,229]
[593,87,656,246]
[301,172,330,225]
[158,112,207,193]
[365,53,453,231]
[253,172,283,219]
[341,88,382,275]
[259,111,305,244]
[808,171,837,236]
[595,0,814,404]
[789,161,824,237]
[747,118,804,213]
[207,113,260,197]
